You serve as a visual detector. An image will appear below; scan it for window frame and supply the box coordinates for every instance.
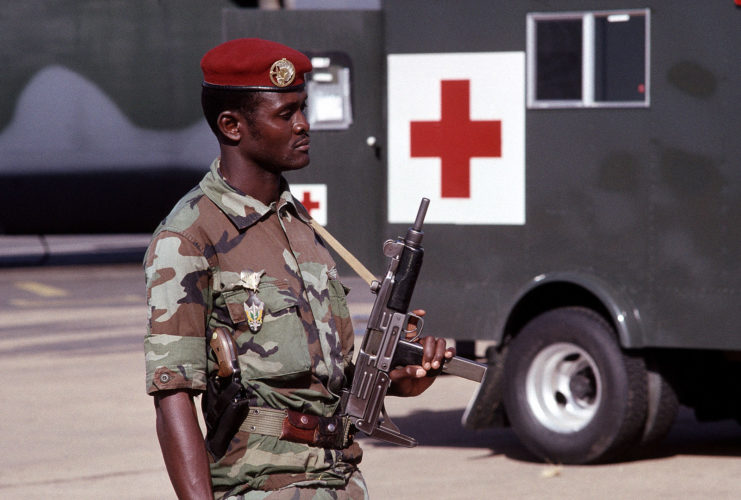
[526,8,651,109]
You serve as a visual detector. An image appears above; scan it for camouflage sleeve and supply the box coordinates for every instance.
[143,231,211,395]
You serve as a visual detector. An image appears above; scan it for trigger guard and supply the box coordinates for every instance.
[404,313,424,342]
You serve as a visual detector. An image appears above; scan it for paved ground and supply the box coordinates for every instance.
[2,264,741,499]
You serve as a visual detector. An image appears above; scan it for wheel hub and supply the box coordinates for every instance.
[525,342,602,433]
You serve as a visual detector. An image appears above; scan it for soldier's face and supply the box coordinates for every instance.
[241,90,310,173]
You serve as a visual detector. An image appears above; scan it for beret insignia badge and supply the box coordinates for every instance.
[269,58,296,87]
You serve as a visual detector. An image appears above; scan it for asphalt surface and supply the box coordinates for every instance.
[2,263,741,499]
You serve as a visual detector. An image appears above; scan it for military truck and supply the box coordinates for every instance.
[381,0,741,465]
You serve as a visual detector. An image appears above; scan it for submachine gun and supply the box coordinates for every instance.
[339,198,487,447]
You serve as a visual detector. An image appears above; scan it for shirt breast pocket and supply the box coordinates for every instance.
[223,284,311,381]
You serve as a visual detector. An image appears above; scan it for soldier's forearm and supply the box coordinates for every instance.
[155,390,214,500]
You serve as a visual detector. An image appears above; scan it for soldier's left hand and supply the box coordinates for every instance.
[388,309,455,397]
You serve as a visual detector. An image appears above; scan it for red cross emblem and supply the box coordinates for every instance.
[299,190,320,214]
[292,184,327,225]
[410,80,502,198]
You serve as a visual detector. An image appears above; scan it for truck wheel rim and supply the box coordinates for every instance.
[525,342,601,433]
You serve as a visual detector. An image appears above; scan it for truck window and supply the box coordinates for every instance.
[535,18,582,101]
[527,9,650,108]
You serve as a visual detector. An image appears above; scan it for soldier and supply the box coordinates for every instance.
[144,38,453,499]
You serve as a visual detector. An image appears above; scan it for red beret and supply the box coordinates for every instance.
[201,38,312,91]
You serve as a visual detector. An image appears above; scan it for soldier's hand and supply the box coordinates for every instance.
[388,310,455,397]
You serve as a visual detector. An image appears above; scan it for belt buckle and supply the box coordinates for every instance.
[338,416,355,449]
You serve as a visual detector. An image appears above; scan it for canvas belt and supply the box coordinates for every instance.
[239,407,355,450]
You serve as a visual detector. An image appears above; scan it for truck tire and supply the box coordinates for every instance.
[503,306,647,464]
[639,361,678,448]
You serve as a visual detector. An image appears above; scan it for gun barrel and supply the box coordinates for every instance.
[404,198,429,249]
[412,198,430,232]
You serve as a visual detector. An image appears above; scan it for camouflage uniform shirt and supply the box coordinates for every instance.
[144,159,362,497]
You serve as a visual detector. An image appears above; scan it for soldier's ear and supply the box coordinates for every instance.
[217,110,241,142]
